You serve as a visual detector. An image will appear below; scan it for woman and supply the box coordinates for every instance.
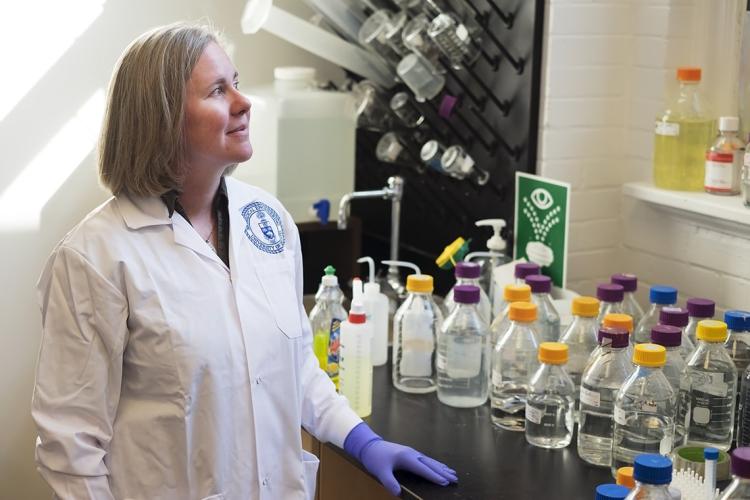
[31,22,456,500]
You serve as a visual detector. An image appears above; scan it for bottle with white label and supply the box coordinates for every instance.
[437,285,490,408]
[392,273,443,393]
[525,274,561,343]
[611,344,676,477]
[611,274,644,327]
[705,116,744,195]
[650,325,689,448]
[658,307,695,360]
[525,342,576,449]
[490,284,532,347]
[491,301,541,431]
[559,296,601,407]
[339,279,373,418]
[685,320,737,451]
[634,286,678,344]
[577,327,631,467]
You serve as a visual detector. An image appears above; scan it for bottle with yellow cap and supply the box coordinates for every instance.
[559,296,601,403]
[489,283,532,346]
[578,327,631,467]
[684,320,737,451]
[437,285,490,408]
[612,343,676,476]
[525,342,576,449]
[392,272,443,394]
[491,301,541,431]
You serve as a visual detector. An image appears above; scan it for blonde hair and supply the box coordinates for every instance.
[98,22,225,196]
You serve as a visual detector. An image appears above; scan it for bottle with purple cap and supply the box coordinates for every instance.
[515,262,541,285]
[611,273,644,326]
[526,274,561,343]
[685,298,715,344]
[596,283,625,328]
[442,261,492,325]
[578,327,631,467]
[650,325,689,447]
[658,307,696,360]
[437,284,490,408]
[718,447,750,499]
[633,286,678,344]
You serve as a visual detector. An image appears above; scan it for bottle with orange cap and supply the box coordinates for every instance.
[653,66,715,191]
[525,342,576,449]
[616,466,635,489]
[578,327,631,467]
[489,283,533,346]
[491,301,541,431]
[392,272,444,394]
[611,343,676,476]
[684,320,737,451]
[559,296,601,401]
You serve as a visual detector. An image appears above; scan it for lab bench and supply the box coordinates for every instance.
[303,361,614,499]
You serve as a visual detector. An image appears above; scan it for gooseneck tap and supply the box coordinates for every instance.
[338,176,405,297]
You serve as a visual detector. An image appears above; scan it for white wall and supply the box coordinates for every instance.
[0,1,340,497]
[539,0,750,312]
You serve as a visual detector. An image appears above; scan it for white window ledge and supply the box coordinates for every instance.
[622,182,750,237]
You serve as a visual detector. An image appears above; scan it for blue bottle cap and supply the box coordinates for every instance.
[650,286,677,305]
[704,447,719,460]
[595,483,630,500]
[725,310,750,332]
[633,454,672,485]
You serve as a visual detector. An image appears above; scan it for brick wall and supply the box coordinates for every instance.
[539,0,750,312]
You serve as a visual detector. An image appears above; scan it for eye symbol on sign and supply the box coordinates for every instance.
[530,188,554,210]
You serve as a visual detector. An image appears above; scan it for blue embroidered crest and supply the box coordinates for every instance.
[240,201,285,254]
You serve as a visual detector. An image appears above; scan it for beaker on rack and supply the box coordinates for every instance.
[358,10,408,67]
[352,80,394,131]
[442,145,490,185]
[396,53,445,102]
[423,0,482,37]
[420,139,447,172]
[376,131,419,166]
[390,92,425,128]
[402,13,444,70]
[427,13,480,70]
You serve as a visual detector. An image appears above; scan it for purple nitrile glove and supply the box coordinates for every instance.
[343,422,458,496]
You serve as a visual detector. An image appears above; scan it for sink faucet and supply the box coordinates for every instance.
[338,176,405,297]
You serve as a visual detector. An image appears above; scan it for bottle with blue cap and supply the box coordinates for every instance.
[595,484,630,500]
[718,447,750,499]
[625,454,673,500]
[724,311,750,384]
[612,344,676,476]
[634,286,678,344]
[732,313,750,446]
[437,284,490,408]
[685,320,737,451]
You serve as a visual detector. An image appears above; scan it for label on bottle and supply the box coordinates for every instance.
[655,121,680,136]
[446,337,483,379]
[580,387,601,408]
[698,372,729,398]
[614,406,627,425]
[705,150,741,192]
[492,370,503,387]
[327,318,342,380]
[525,403,543,424]
[659,435,673,455]
[641,401,657,413]
[400,310,434,377]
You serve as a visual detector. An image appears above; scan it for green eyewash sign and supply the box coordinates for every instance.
[514,172,571,288]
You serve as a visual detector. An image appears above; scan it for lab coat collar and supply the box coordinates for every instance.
[116,193,171,229]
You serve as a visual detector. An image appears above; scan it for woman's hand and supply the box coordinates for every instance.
[343,422,457,496]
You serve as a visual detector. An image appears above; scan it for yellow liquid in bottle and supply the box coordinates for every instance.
[653,117,715,191]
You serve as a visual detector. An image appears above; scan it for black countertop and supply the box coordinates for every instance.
[329,362,614,499]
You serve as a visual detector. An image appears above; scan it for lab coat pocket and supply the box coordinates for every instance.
[302,450,320,500]
[257,261,303,339]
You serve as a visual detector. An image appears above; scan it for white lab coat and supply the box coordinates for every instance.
[31,176,362,500]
